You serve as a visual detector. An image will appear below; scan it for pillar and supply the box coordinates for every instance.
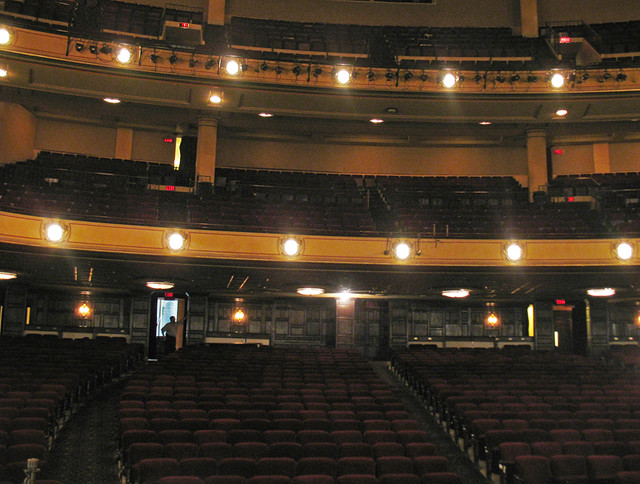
[519,0,539,38]
[527,129,548,201]
[115,127,133,160]
[336,298,355,349]
[592,143,611,174]
[0,102,37,164]
[195,117,218,185]
[207,0,225,25]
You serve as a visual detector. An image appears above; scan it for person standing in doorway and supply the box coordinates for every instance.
[162,315,185,353]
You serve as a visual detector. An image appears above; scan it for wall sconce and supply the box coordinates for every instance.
[486,312,499,329]
[635,313,640,330]
[233,307,246,324]
[115,45,133,64]
[503,242,524,262]
[0,26,13,45]
[614,241,634,261]
[77,302,92,318]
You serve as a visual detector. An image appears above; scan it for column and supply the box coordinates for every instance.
[336,298,355,349]
[196,117,218,186]
[527,128,548,201]
[593,143,611,173]
[519,0,539,38]
[207,0,225,25]
[0,102,37,164]
[115,127,133,160]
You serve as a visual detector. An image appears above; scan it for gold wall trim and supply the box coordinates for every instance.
[0,210,637,267]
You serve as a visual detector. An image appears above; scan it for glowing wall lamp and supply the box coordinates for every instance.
[0,26,12,45]
[77,302,92,318]
[503,242,524,262]
[549,72,565,88]
[233,307,246,324]
[441,72,458,88]
[164,231,188,251]
[115,45,133,64]
[615,241,634,261]
[42,221,69,244]
[279,237,303,257]
[486,312,500,329]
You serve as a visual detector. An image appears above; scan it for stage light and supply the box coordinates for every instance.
[419,72,429,82]
[550,72,565,88]
[510,73,520,83]
[89,44,98,54]
[602,71,612,81]
[116,46,132,64]
[313,67,323,78]
[100,44,112,55]
[335,68,351,84]
[384,71,395,81]
[474,73,483,83]
[441,72,457,88]
[75,41,84,52]
[226,59,240,75]
[169,53,178,65]
[616,72,627,82]
[495,74,506,83]
[259,61,269,71]
[527,74,537,83]
[188,58,197,68]
[581,72,590,81]
[0,27,11,45]
[292,65,302,76]
[274,65,283,75]
[204,58,215,69]
[403,71,413,82]
[366,70,375,81]
[149,53,160,63]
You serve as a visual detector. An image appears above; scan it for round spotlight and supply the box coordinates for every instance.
[297,287,325,296]
[336,68,351,84]
[394,242,412,260]
[167,232,186,251]
[0,271,17,280]
[442,289,470,298]
[45,222,65,243]
[616,242,633,260]
[282,238,301,257]
[226,59,240,76]
[146,281,174,290]
[116,46,132,64]
[555,109,568,116]
[442,72,457,88]
[587,288,616,297]
[0,27,11,45]
[505,242,523,262]
[550,72,565,88]
[103,97,121,104]
[209,94,222,104]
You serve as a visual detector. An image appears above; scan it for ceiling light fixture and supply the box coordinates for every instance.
[0,65,7,78]
[442,289,470,298]
[292,65,302,76]
[209,93,222,104]
[0,271,17,280]
[103,97,121,104]
[204,58,216,69]
[369,118,384,124]
[146,281,175,290]
[89,44,98,55]
[75,41,84,52]
[169,53,179,65]
[441,72,457,88]
[394,242,412,260]
[226,59,240,76]
[258,112,273,118]
[555,108,568,116]
[479,121,492,125]
[43,221,67,243]
[280,237,303,257]
[587,288,615,297]
[165,231,187,251]
[297,287,325,296]
[335,68,351,85]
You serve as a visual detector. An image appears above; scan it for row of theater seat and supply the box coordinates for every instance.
[119,347,463,484]
[0,335,143,483]
[390,346,640,483]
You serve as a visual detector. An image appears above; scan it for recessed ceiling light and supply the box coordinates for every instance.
[103,97,121,104]
[442,289,470,298]
[0,271,17,280]
[209,94,222,104]
[297,287,325,296]
[587,288,615,297]
[146,281,174,290]
[556,108,568,116]
[479,121,492,125]
[370,118,384,124]
[258,112,273,118]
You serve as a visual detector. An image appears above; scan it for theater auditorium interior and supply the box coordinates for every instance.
[2,0,640,483]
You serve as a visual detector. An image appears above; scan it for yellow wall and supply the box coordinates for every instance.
[217,138,529,179]
[0,103,37,164]
[131,130,176,164]
[35,119,117,158]
[610,143,640,172]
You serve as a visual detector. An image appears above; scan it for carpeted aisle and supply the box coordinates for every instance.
[370,361,489,484]
[38,380,125,484]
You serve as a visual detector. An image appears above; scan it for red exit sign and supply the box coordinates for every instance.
[165,186,176,191]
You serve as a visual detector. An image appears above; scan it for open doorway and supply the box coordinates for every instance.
[149,294,188,359]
